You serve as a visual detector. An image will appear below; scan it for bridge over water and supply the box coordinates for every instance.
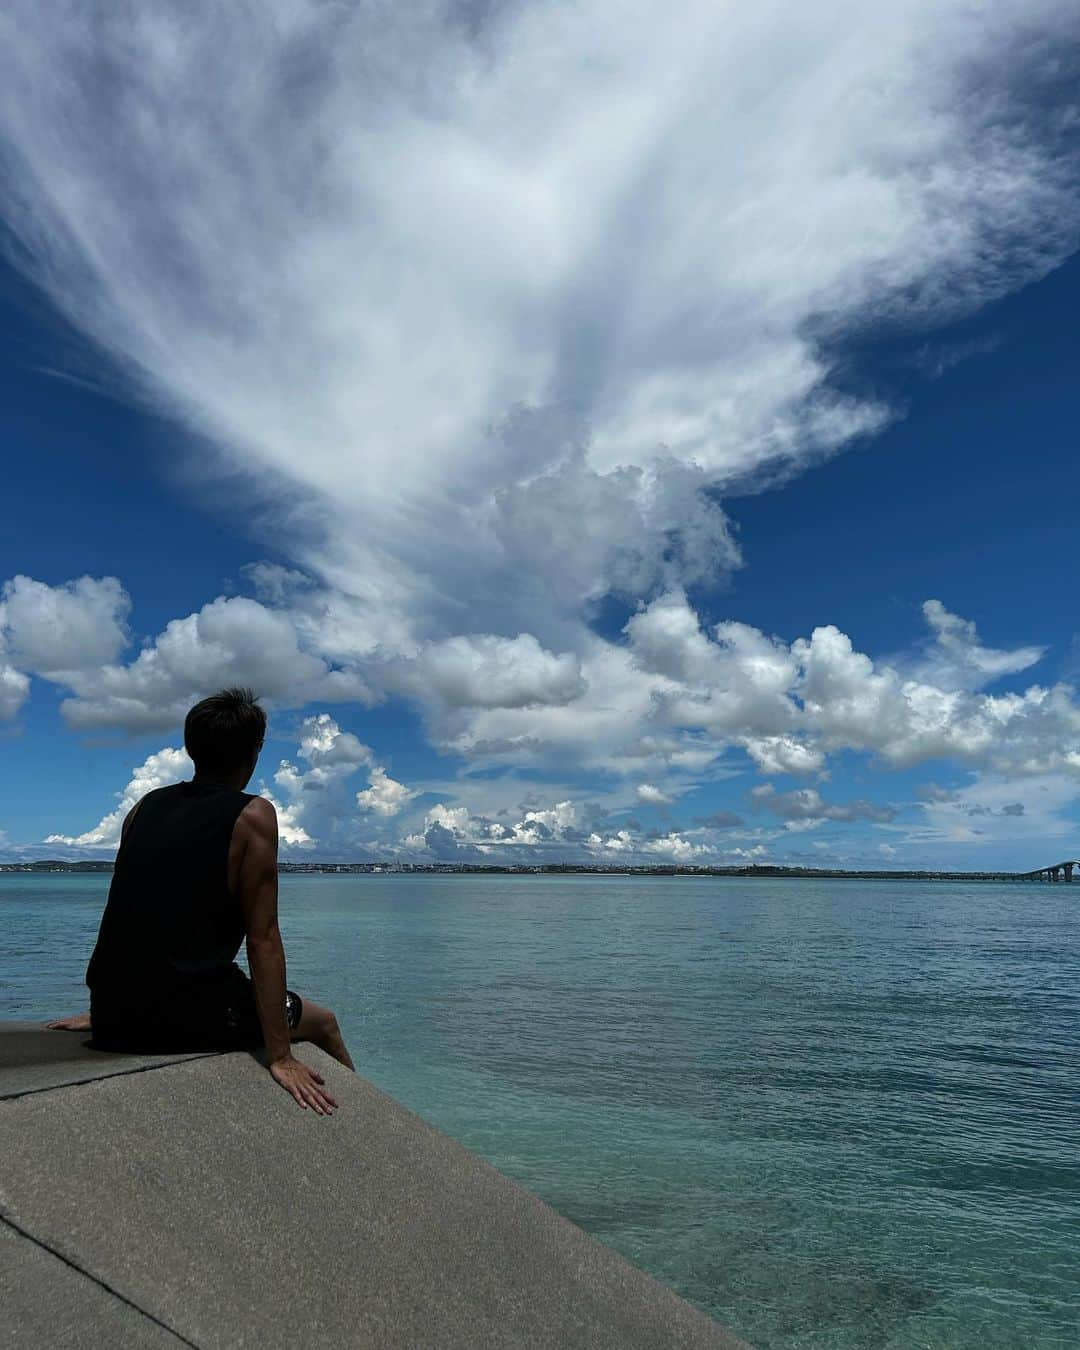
[1022,859,1080,882]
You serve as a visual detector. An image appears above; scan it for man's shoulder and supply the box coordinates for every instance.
[236,794,277,834]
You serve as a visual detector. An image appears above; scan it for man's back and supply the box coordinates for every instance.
[49,686,347,1104]
[87,780,255,1024]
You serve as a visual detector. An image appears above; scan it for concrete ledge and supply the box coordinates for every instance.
[0,1219,188,1348]
[0,1021,218,1100]
[0,1022,748,1349]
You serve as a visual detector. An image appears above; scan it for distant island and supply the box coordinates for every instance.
[0,859,1056,881]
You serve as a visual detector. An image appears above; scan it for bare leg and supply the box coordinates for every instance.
[291,998,355,1072]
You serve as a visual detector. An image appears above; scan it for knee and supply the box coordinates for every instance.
[319,1007,341,1039]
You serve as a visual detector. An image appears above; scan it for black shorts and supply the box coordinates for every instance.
[91,970,304,1054]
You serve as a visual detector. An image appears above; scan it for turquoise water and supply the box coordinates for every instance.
[2,872,1078,1348]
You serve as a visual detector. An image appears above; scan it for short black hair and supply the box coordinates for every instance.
[184,687,266,774]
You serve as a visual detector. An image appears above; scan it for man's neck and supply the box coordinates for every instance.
[192,768,250,792]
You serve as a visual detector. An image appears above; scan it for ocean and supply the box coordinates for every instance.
[2,872,1078,1349]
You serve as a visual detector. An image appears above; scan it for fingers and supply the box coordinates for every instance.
[289,1080,331,1114]
[45,1015,91,1031]
[303,1084,328,1115]
[302,1079,338,1114]
[278,1065,338,1114]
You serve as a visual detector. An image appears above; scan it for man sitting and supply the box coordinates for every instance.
[46,687,352,1115]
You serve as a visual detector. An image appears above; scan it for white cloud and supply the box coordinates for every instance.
[911,772,1080,847]
[296,712,371,771]
[45,746,192,847]
[357,767,416,818]
[41,710,418,854]
[750,784,897,824]
[586,830,637,856]
[1,575,129,675]
[636,783,673,806]
[385,633,585,710]
[913,599,1045,690]
[265,713,374,848]
[0,664,30,721]
[627,592,808,756]
[641,833,713,864]
[0,0,1075,657]
[54,594,372,731]
[795,624,1080,773]
[405,795,592,856]
[425,635,688,773]
[740,735,826,777]
[15,566,1080,798]
[522,800,582,832]
[585,827,715,864]
[392,591,1080,785]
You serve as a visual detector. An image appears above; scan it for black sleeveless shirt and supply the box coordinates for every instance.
[86,780,255,1012]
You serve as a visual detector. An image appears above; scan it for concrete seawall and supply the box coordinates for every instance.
[0,1022,749,1348]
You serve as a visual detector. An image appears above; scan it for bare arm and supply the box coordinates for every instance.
[236,798,337,1113]
[236,797,292,1065]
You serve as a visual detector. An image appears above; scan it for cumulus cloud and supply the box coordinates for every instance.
[424,634,703,773]
[266,713,374,847]
[36,588,372,732]
[14,565,1080,803]
[641,833,713,863]
[45,746,192,847]
[913,600,1045,690]
[384,632,585,710]
[404,796,592,857]
[420,802,762,867]
[0,0,1076,655]
[386,589,1080,785]
[594,831,712,864]
[750,784,897,824]
[793,624,1080,773]
[0,664,30,721]
[356,767,416,818]
[584,827,718,864]
[295,713,372,771]
[1,575,129,675]
[693,810,745,829]
[43,711,419,854]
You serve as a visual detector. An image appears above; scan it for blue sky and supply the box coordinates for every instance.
[1,3,1078,869]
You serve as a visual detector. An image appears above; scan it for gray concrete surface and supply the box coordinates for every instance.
[0,1021,217,1100]
[1,1218,189,1348]
[0,1021,749,1349]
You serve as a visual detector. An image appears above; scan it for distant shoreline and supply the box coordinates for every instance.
[0,859,1059,882]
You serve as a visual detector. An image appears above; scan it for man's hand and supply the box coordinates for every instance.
[269,1054,339,1114]
[45,1013,92,1031]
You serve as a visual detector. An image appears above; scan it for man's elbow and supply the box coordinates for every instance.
[246,925,283,952]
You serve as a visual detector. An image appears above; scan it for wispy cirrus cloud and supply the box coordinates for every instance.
[0,1,1076,651]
